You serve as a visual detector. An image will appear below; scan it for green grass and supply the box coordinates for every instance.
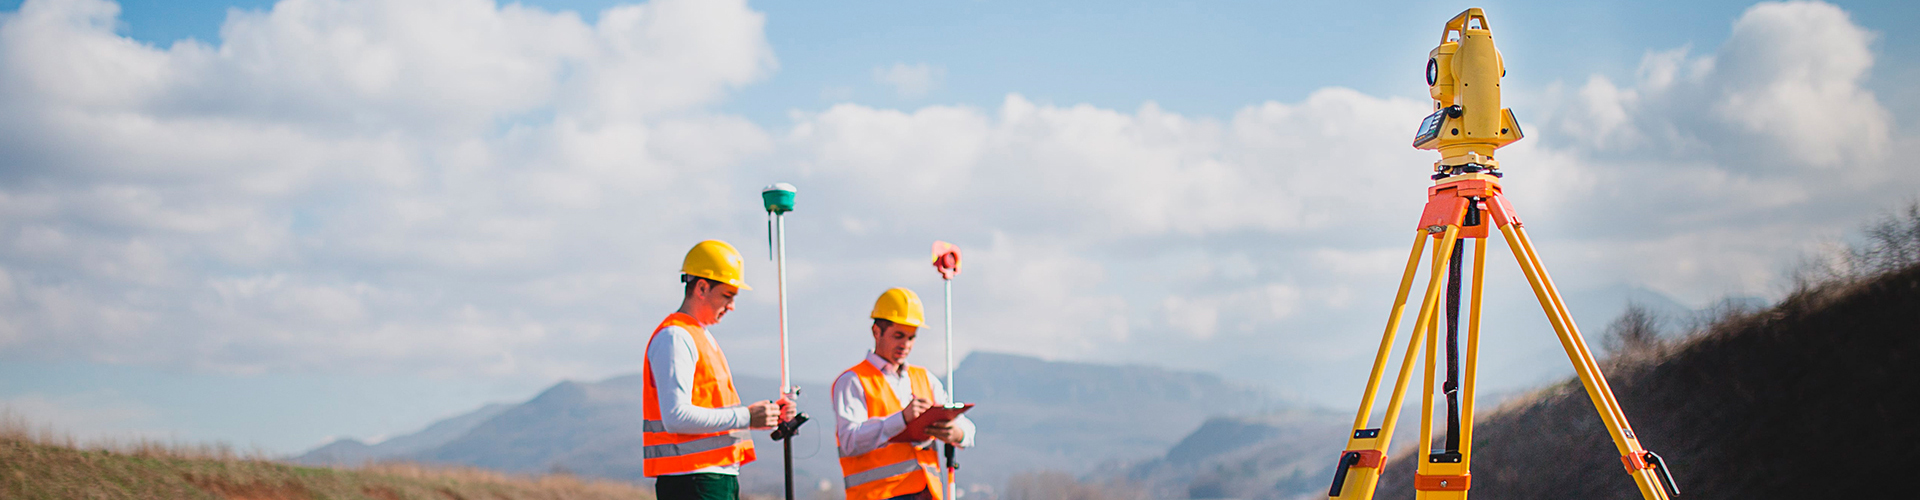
[0,415,657,500]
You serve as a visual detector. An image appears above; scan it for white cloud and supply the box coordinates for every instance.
[1509,0,1907,305]
[0,0,1910,412]
[872,62,944,98]
[1540,0,1888,172]
[1159,283,1300,340]
[0,0,777,378]
[787,89,1433,238]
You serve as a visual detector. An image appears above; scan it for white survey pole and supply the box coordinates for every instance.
[931,241,962,500]
[945,278,954,399]
[776,211,789,397]
[762,183,804,500]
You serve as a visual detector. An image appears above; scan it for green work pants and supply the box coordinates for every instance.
[654,473,739,500]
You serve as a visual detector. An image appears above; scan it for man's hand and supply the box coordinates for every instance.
[925,421,965,445]
[776,397,798,422]
[901,396,933,424]
[747,400,780,429]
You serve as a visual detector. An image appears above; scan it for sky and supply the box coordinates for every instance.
[0,0,1914,453]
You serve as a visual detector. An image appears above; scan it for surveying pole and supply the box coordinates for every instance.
[1324,9,1680,500]
[762,183,809,500]
[931,241,964,500]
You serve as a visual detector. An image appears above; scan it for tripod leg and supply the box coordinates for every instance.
[1499,224,1671,500]
[1414,265,1443,496]
[1348,230,1431,428]
[1333,226,1466,499]
[1415,243,1441,483]
[1384,228,1460,447]
[1332,230,1426,499]
[1461,237,1485,458]
[1412,236,1477,499]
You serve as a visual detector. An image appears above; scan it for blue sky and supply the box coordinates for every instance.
[53,0,1920,123]
[0,0,1914,454]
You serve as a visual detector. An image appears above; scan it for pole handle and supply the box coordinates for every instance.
[771,412,808,441]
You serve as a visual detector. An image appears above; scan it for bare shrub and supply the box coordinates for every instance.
[1794,200,1920,290]
[1856,201,1920,274]
[1603,302,1665,359]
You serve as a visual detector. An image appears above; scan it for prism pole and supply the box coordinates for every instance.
[932,241,963,500]
[762,183,807,500]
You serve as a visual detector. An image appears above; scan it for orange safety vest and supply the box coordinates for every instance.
[641,312,756,476]
[838,361,945,500]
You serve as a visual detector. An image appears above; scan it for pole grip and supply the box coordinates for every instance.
[771,412,808,441]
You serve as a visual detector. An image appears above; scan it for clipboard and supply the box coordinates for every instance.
[889,403,973,443]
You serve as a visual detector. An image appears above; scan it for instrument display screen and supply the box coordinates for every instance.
[1413,108,1446,148]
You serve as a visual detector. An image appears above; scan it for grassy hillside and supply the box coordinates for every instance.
[1372,221,1920,498]
[0,417,657,500]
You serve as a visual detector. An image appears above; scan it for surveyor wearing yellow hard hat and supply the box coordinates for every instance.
[830,287,975,500]
[642,240,795,498]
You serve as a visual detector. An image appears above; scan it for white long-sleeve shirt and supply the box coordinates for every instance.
[646,323,752,476]
[832,351,976,458]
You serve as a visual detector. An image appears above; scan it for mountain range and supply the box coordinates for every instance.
[294,351,1293,498]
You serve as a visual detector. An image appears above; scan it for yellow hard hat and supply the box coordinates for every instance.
[681,240,751,290]
[870,287,924,328]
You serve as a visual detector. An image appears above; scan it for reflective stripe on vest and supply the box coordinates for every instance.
[838,361,945,500]
[845,458,941,489]
[640,313,756,476]
[643,430,752,459]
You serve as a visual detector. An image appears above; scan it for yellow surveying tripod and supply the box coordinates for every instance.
[1325,9,1680,500]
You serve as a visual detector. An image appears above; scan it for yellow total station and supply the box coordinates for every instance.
[1413,8,1523,174]
[1325,8,1679,500]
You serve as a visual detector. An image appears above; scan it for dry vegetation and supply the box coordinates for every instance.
[1372,201,1920,499]
[0,412,657,500]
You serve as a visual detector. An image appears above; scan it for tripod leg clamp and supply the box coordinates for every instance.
[1414,473,1471,491]
[1343,449,1385,468]
[1327,450,1386,497]
[1625,451,1681,497]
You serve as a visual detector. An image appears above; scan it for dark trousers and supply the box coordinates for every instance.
[655,473,739,500]
[885,489,934,500]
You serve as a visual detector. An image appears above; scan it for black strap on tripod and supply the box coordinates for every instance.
[1434,200,1478,462]
[1443,238,1463,455]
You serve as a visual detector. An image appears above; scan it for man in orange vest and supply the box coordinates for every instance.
[644,240,795,499]
[831,287,976,500]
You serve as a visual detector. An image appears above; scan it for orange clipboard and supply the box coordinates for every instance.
[889,403,974,443]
